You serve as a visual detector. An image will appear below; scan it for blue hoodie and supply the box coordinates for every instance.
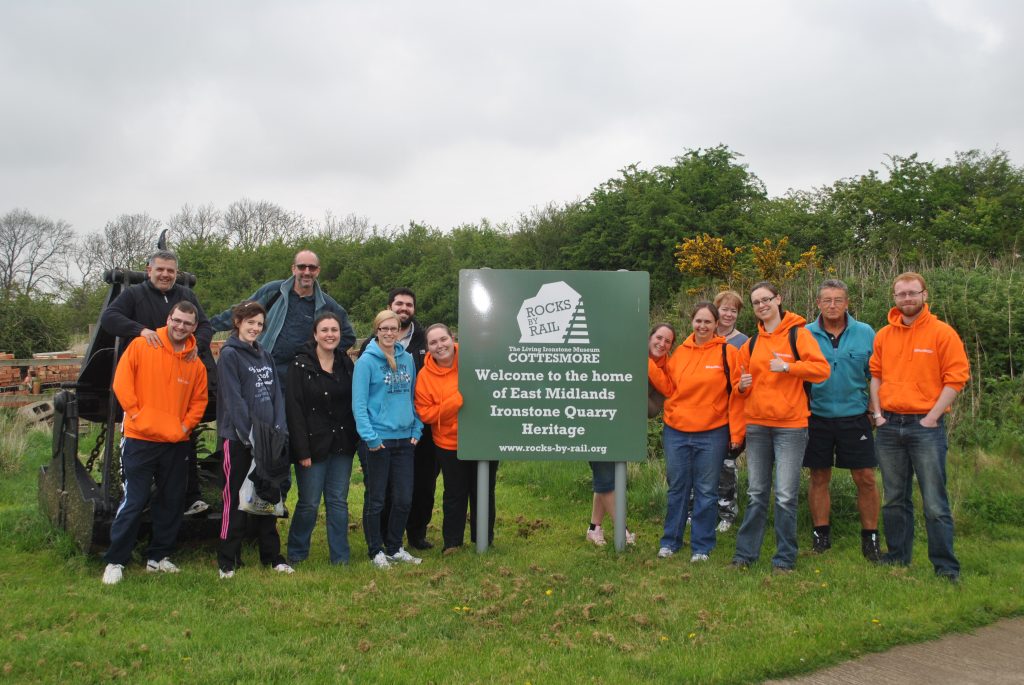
[353,339,423,448]
[807,313,875,418]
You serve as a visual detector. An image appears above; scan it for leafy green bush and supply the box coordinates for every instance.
[0,294,69,357]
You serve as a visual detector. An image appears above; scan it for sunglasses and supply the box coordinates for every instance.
[294,264,320,272]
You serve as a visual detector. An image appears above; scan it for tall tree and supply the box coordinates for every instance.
[83,213,161,273]
[0,208,74,298]
[168,203,224,247]
[222,198,306,250]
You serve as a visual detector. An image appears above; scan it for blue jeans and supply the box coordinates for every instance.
[287,452,354,564]
[661,425,728,555]
[876,414,959,576]
[733,425,807,569]
[359,439,415,558]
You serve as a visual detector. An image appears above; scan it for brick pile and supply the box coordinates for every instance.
[0,352,18,389]
[32,352,79,385]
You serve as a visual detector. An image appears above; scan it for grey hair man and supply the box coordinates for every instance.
[802,279,881,561]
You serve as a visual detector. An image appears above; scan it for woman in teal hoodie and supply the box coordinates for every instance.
[353,310,424,569]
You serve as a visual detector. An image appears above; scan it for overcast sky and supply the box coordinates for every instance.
[1,0,1021,235]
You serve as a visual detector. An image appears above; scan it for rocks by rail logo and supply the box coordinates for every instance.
[516,281,590,344]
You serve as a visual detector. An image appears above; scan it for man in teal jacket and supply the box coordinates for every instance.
[210,250,355,384]
[803,279,881,561]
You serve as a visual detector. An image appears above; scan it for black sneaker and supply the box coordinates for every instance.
[861,533,882,562]
[811,530,832,554]
[409,538,434,551]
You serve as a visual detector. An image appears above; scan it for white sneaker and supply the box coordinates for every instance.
[146,557,180,573]
[184,500,209,516]
[690,553,710,563]
[272,563,295,574]
[218,569,235,579]
[102,563,123,585]
[372,551,391,569]
[386,547,422,565]
[586,526,606,546]
[625,529,637,546]
[657,547,674,559]
[716,520,732,533]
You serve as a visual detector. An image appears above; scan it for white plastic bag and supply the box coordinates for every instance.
[237,458,286,517]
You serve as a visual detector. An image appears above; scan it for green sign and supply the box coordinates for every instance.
[457,269,649,461]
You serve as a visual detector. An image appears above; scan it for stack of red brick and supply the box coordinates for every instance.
[0,352,18,389]
[32,353,79,385]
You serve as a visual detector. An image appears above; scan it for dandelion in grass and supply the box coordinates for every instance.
[545,589,553,596]
[688,632,697,639]
[660,635,669,642]
[871,619,881,624]
[821,583,828,588]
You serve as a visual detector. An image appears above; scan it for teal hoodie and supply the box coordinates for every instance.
[807,313,875,418]
[353,339,423,448]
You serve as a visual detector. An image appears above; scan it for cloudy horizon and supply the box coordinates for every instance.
[1,0,1021,235]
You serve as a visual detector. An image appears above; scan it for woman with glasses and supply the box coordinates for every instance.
[354,310,424,569]
[731,282,829,573]
[648,305,745,562]
[285,312,358,566]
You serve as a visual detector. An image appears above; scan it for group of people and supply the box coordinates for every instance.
[644,275,968,582]
[97,249,968,587]
[100,249,495,585]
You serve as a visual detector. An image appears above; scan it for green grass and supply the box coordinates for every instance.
[1,423,1023,684]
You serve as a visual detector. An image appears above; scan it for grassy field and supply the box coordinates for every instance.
[2,418,1023,684]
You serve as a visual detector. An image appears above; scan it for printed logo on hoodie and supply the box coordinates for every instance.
[248,363,276,403]
[381,365,413,394]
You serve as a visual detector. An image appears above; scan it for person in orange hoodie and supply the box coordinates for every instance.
[648,302,745,562]
[101,301,208,586]
[730,282,830,573]
[414,323,497,553]
[869,272,969,582]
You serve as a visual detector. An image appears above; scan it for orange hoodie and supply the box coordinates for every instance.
[735,311,830,428]
[414,343,462,450]
[113,326,208,443]
[869,304,970,413]
[648,334,746,444]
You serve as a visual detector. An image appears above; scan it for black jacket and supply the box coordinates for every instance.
[101,280,213,352]
[286,342,357,462]
[358,318,427,371]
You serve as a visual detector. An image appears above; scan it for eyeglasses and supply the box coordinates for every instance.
[894,290,924,300]
[169,317,197,328]
[294,264,320,272]
[377,326,399,333]
[819,298,847,306]
[751,295,777,306]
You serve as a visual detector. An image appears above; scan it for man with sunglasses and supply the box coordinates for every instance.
[869,272,969,583]
[212,250,355,383]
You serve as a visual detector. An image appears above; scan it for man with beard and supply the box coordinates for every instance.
[360,288,437,550]
[869,272,969,583]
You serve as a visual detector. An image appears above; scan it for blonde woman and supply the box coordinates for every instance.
[353,310,424,569]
